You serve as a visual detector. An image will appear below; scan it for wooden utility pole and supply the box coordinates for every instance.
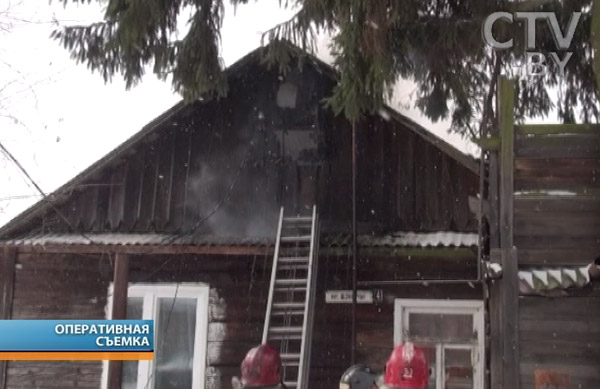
[107,253,130,389]
[351,120,357,365]
[498,77,520,389]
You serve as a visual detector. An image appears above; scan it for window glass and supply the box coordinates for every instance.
[394,300,483,389]
[111,286,207,389]
[409,313,473,342]
[419,346,437,389]
[153,297,197,389]
[444,349,473,389]
[127,297,144,320]
[122,297,144,389]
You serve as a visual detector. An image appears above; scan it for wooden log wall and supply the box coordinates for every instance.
[0,247,16,389]
[4,249,479,389]
[512,123,600,388]
[354,283,482,370]
[6,252,110,389]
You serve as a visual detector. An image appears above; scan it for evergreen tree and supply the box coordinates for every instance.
[52,0,599,137]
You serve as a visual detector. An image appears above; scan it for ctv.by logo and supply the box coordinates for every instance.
[482,12,582,77]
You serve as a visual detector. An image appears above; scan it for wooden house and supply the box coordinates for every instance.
[0,43,494,389]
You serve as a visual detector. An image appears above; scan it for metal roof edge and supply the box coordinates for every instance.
[0,102,188,239]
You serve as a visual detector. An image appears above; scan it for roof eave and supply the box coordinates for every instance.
[0,102,188,239]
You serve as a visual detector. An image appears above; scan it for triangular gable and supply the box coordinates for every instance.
[0,42,478,239]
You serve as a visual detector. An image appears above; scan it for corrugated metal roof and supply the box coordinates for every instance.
[325,232,477,248]
[360,232,478,247]
[1,231,478,248]
[518,266,591,296]
[1,233,271,247]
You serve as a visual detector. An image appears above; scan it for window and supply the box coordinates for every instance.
[103,283,209,389]
[394,299,484,389]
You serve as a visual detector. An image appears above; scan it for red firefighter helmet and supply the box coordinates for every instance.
[383,342,428,388]
[240,343,282,387]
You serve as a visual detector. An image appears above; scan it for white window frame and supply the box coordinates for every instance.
[394,299,484,389]
[102,283,209,389]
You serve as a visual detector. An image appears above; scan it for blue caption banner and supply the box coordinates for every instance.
[0,320,154,352]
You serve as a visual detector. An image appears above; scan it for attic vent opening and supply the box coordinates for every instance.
[276,82,298,109]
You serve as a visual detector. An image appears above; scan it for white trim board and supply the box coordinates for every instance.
[101,282,209,389]
[394,299,485,389]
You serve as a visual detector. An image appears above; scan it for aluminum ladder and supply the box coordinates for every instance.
[262,205,319,389]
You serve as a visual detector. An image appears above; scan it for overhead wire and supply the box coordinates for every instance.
[3,114,270,386]
[0,140,98,244]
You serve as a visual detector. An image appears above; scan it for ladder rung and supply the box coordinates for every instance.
[273,302,305,309]
[281,235,311,243]
[283,361,299,367]
[281,353,301,360]
[283,382,297,387]
[270,334,302,340]
[279,249,311,255]
[271,310,304,316]
[275,286,307,292]
[273,303,304,309]
[279,264,308,271]
[283,216,312,223]
[275,279,307,286]
[279,257,309,263]
[270,326,302,334]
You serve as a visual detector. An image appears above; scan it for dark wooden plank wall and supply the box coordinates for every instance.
[7,65,478,240]
[513,125,600,388]
[318,113,478,233]
[519,291,600,388]
[5,250,479,389]
[514,127,600,266]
